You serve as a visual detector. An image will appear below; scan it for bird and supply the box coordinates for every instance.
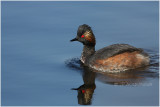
[70,24,150,73]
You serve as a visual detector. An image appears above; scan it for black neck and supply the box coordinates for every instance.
[81,45,95,64]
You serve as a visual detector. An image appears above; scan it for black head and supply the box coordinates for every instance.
[71,24,96,46]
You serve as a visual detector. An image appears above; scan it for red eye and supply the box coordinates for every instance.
[81,35,84,38]
[82,90,85,93]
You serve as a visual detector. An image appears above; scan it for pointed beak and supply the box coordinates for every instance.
[71,88,79,90]
[70,38,78,42]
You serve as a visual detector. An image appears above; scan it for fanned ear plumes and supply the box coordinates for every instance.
[83,31,95,44]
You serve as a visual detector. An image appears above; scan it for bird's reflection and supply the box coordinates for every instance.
[72,66,96,105]
[65,55,159,105]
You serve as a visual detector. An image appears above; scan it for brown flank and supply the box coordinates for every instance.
[93,51,144,71]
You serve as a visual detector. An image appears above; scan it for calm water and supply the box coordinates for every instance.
[2,1,159,106]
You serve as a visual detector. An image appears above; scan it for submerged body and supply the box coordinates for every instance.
[81,44,149,72]
[71,24,150,73]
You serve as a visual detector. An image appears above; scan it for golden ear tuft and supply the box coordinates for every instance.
[84,31,95,44]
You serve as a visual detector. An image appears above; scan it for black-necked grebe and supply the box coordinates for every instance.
[70,24,150,72]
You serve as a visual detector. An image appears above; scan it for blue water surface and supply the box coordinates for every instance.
[2,1,159,106]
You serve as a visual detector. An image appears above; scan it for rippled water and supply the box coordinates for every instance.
[2,1,159,106]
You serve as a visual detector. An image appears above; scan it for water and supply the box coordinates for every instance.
[1,1,159,106]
